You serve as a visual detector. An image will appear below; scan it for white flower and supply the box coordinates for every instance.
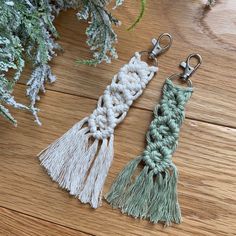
[5,1,14,6]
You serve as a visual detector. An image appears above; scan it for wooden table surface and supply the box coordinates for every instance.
[1,1,236,235]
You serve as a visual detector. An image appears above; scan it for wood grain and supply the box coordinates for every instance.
[1,0,236,235]
[0,207,90,236]
[0,86,236,235]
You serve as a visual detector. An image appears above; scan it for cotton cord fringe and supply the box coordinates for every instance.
[105,79,193,225]
[38,52,158,208]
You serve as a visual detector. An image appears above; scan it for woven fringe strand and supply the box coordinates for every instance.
[38,117,114,208]
[105,156,142,207]
[79,135,114,208]
[105,158,182,225]
[148,166,182,226]
[38,117,88,181]
[121,166,153,218]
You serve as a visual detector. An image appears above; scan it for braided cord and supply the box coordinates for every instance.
[142,79,193,174]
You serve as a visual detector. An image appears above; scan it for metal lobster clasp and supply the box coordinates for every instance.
[149,33,173,59]
[180,54,202,81]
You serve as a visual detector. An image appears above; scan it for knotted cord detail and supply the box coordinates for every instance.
[38,52,158,209]
[142,79,193,174]
[88,52,157,140]
[105,79,193,225]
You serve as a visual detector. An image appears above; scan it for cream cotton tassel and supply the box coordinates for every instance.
[38,52,158,208]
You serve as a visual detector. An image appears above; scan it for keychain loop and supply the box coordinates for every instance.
[139,50,158,66]
[168,73,193,87]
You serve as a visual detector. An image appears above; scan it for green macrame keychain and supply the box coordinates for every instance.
[105,53,202,226]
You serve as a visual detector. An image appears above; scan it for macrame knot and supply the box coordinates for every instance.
[142,79,193,174]
[38,52,158,209]
[105,78,195,226]
[88,52,158,140]
[143,145,172,174]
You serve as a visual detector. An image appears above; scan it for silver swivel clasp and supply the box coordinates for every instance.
[149,33,173,59]
[180,54,202,81]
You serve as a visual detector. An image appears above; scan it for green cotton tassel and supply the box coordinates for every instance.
[105,156,143,207]
[120,166,153,218]
[147,166,181,225]
[105,79,193,226]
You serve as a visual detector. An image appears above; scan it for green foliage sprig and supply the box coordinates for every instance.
[127,0,146,31]
[1,0,127,125]
[0,0,59,125]
[0,0,213,126]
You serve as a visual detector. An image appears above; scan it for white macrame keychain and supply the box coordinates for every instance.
[38,33,172,208]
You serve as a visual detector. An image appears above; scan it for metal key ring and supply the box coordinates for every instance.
[168,73,193,87]
[139,50,158,66]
